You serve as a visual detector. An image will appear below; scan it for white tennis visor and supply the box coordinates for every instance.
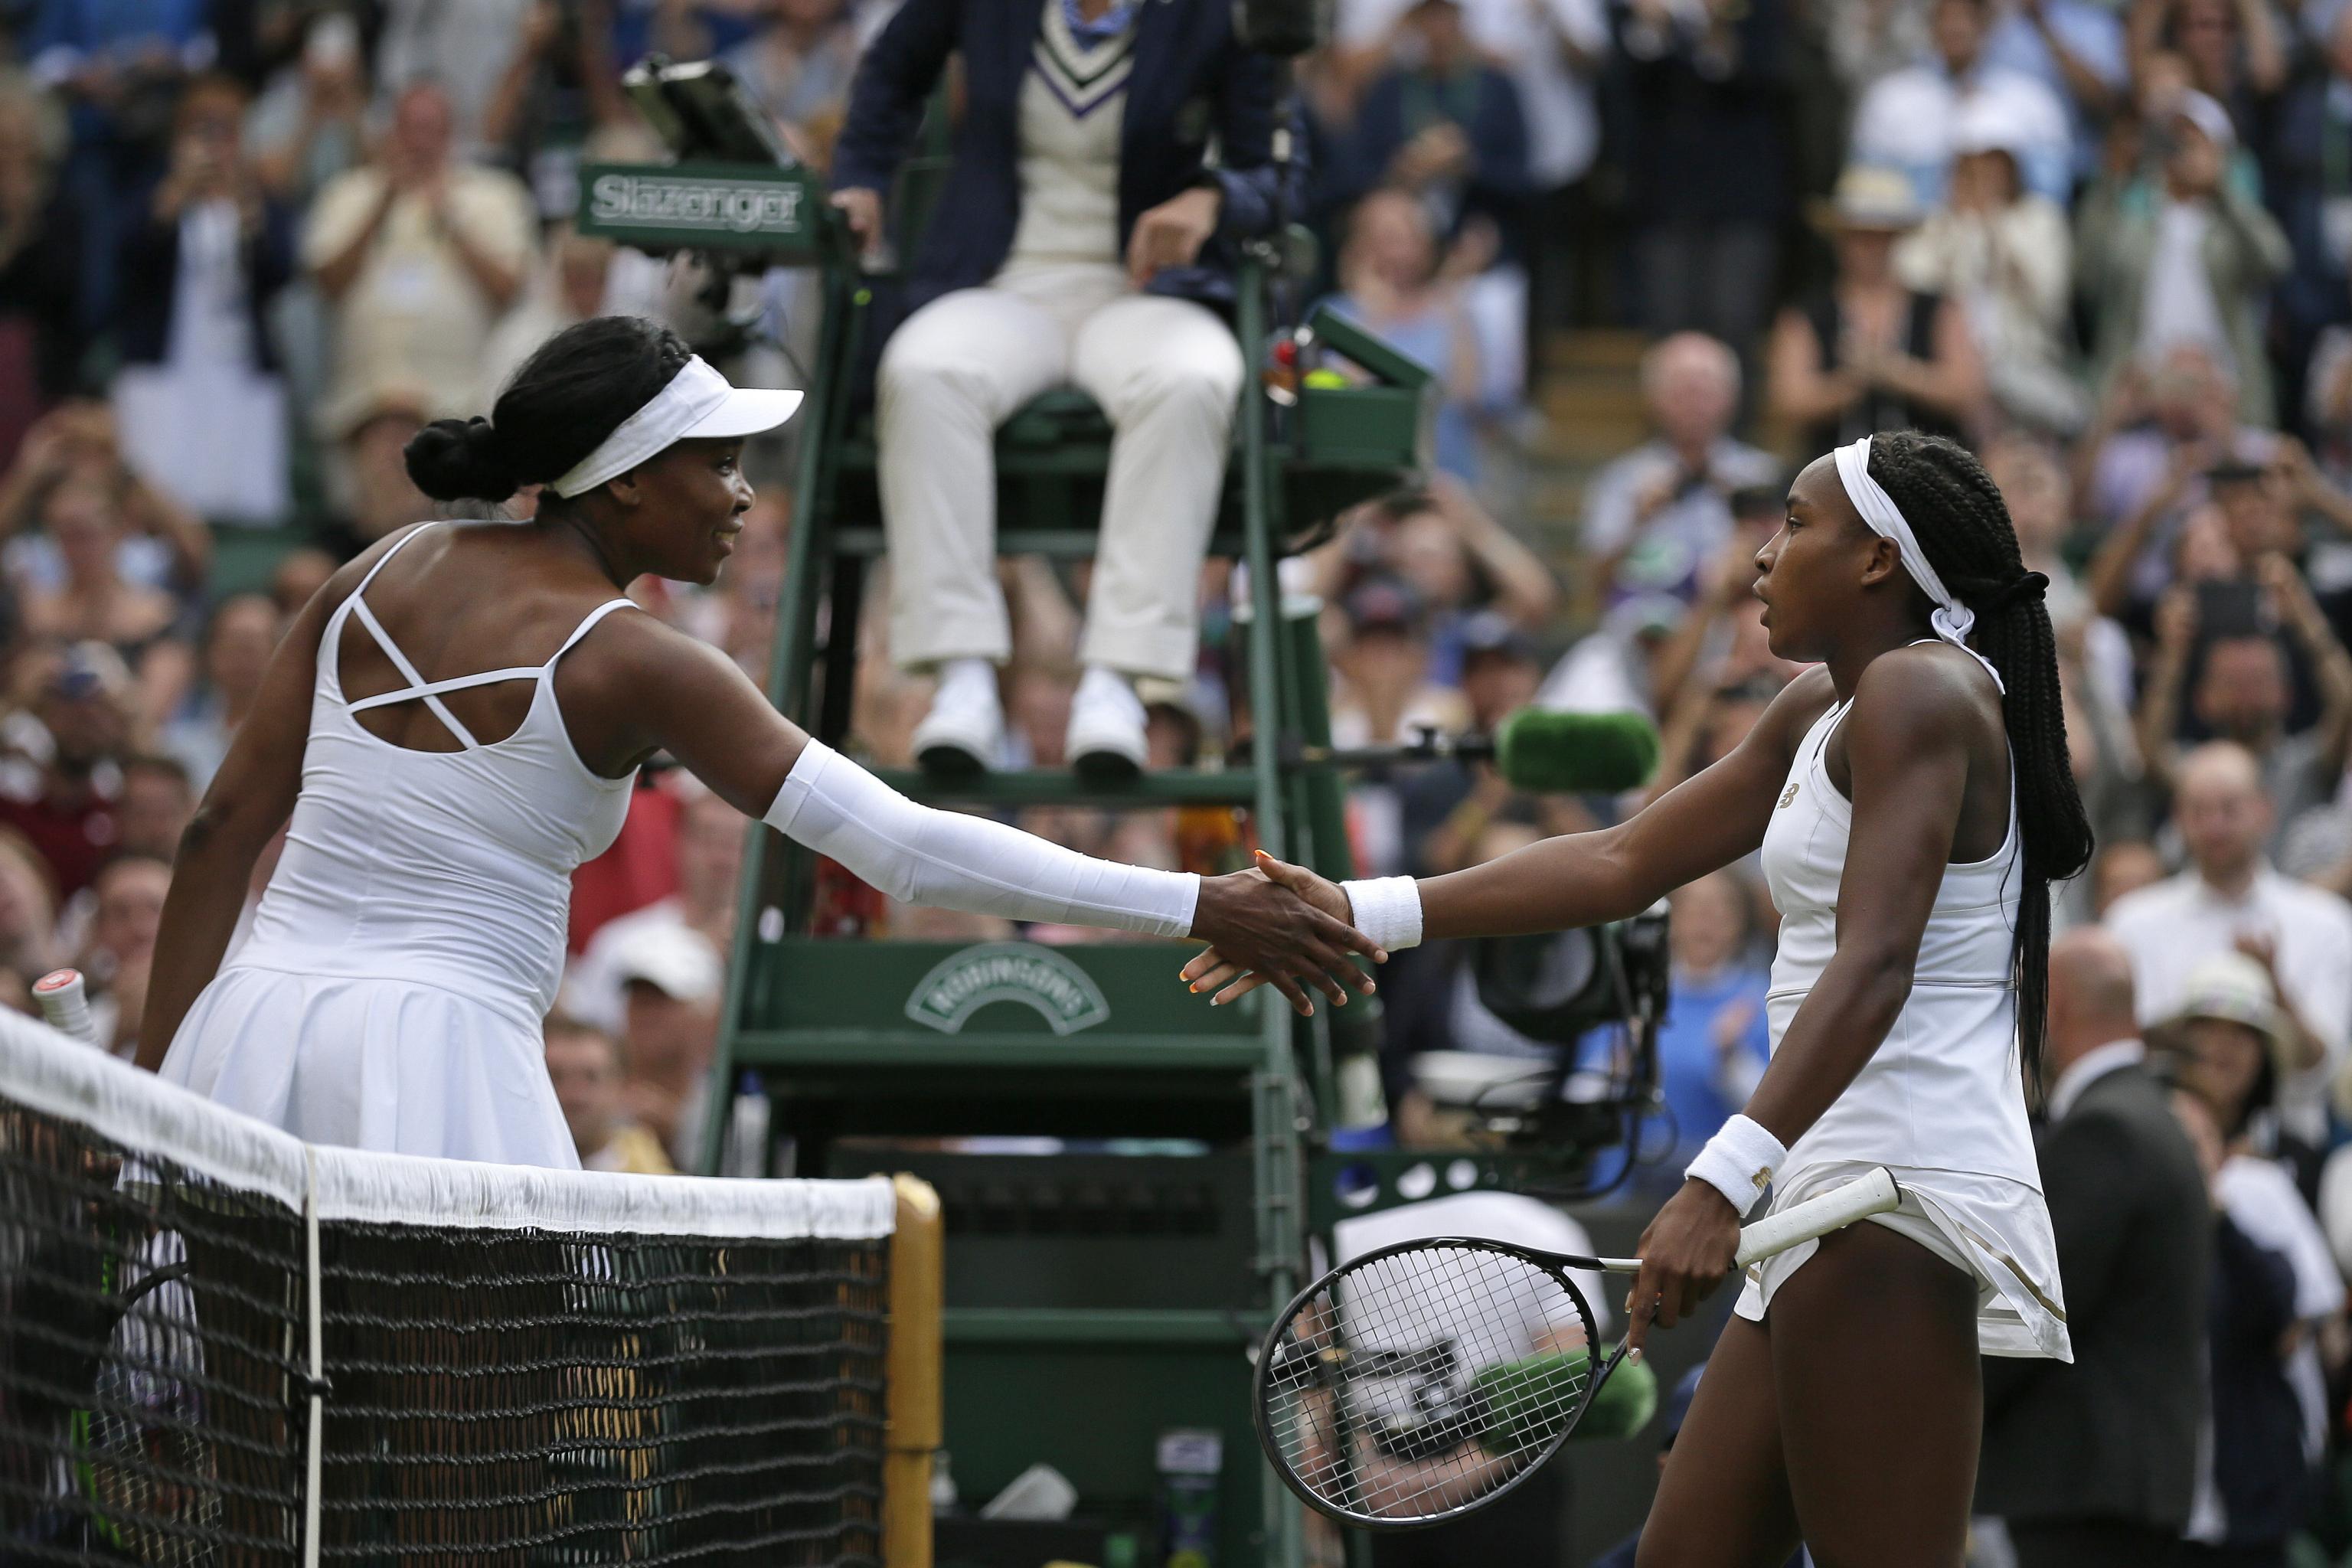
[548,354,804,498]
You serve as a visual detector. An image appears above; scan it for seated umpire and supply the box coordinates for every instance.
[830,0,1290,777]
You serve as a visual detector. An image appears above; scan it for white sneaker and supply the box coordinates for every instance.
[913,659,1004,775]
[1067,666,1149,781]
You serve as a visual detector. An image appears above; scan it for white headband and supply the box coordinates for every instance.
[1831,436,2004,695]
[548,355,802,498]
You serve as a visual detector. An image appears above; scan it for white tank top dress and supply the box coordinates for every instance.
[1733,668,2073,1362]
[157,524,639,1169]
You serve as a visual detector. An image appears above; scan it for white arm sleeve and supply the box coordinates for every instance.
[765,740,1200,938]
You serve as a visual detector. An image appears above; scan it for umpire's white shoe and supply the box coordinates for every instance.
[1067,665,1148,782]
[913,659,1004,776]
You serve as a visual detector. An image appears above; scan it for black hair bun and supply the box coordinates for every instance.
[405,416,521,504]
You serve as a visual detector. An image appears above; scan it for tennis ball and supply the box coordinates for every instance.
[1301,369,1351,390]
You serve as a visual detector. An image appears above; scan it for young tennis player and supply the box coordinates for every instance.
[1188,431,2092,1565]
[138,316,1379,1166]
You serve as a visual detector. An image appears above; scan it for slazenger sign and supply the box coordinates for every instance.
[583,169,807,239]
[904,943,1112,1036]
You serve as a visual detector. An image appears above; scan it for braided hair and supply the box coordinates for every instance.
[1863,431,2095,1085]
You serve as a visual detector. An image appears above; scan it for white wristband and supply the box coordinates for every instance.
[1339,876,1423,954]
[1684,1114,1786,1217]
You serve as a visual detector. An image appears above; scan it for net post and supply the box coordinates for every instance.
[301,1145,325,1568]
[884,1174,944,1568]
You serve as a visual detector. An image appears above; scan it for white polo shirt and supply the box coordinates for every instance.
[2106,866,2352,1143]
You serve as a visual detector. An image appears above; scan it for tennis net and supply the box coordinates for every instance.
[0,1011,897,1566]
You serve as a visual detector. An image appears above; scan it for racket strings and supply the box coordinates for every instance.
[1261,1243,1597,1523]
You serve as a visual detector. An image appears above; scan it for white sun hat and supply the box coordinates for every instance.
[550,354,804,498]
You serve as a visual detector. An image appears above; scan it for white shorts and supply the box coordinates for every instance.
[1733,1160,2073,1362]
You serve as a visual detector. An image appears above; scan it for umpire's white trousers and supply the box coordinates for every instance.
[876,260,1244,681]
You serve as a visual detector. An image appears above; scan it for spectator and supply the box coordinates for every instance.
[1580,332,1779,610]
[247,9,370,209]
[1769,165,1984,453]
[1977,927,2210,1567]
[566,789,743,1034]
[475,227,629,408]
[0,825,60,984]
[544,1013,676,1174]
[1325,191,1494,481]
[2129,0,2285,129]
[110,74,296,525]
[1395,611,1544,874]
[373,0,541,160]
[0,401,214,607]
[2074,344,2262,547]
[2169,1082,2318,1568]
[302,83,537,437]
[1328,575,1462,751]
[1633,870,1770,1194]
[1350,0,1532,254]
[831,0,1285,779]
[1331,0,1606,353]
[2076,91,2291,429]
[482,2,635,221]
[1321,479,1557,684]
[724,0,865,148]
[2108,742,2352,1146]
[1847,0,2073,207]
[160,594,280,792]
[0,643,139,900]
[607,920,725,1170]
[1615,0,1795,350]
[80,850,169,1053]
[0,77,83,469]
[118,756,193,864]
[2136,559,2352,835]
[18,478,189,726]
[1896,98,2083,434]
[2164,955,2342,1561]
[2091,838,2168,918]
[1978,0,2128,183]
[2264,5,2352,433]
[318,381,437,559]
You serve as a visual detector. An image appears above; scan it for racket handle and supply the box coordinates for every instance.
[34,969,95,1047]
[1733,1166,1901,1268]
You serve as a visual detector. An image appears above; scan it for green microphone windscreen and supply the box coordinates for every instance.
[1493,709,1661,796]
[1472,1346,1659,1452]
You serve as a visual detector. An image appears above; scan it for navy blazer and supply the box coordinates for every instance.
[831,0,1292,314]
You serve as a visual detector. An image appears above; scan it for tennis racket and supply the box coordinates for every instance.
[1253,1166,1902,1529]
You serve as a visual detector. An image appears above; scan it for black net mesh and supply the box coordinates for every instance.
[1259,1241,1598,1526]
[0,1064,890,1568]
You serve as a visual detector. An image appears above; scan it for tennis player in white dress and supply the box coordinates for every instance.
[139,316,1380,1167]
[1187,431,2096,1566]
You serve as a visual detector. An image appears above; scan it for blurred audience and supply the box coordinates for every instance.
[1769,165,1984,454]
[2109,743,2352,1148]
[544,1011,677,1174]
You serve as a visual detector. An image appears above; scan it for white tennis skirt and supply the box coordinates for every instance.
[157,962,580,1169]
[1733,1160,2073,1362]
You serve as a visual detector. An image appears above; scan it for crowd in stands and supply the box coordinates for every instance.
[15,0,2352,1560]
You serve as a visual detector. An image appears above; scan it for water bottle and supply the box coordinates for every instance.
[726,1071,770,1179]
[930,1449,958,1514]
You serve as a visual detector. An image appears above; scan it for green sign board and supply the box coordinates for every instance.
[575,162,831,260]
[904,942,1114,1036]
